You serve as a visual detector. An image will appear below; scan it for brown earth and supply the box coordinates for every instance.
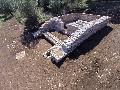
[0,1,120,89]
[0,17,120,90]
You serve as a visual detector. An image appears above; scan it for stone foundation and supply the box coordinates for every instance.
[33,13,111,63]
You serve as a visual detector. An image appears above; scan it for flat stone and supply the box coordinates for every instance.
[16,51,26,60]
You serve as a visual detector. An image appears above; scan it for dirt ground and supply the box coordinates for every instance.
[0,1,120,89]
[0,16,120,90]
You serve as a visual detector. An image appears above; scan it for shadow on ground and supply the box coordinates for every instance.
[86,1,120,24]
[20,15,43,48]
[54,26,113,68]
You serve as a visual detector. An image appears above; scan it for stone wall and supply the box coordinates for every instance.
[33,17,65,37]
[63,16,111,52]
[59,13,101,23]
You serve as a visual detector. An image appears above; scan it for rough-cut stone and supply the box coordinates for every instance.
[43,32,63,45]
[66,20,89,35]
[33,17,65,37]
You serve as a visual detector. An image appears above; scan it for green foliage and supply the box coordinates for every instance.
[39,0,88,15]
[0,0,49,23]
[0,0,88,22]
[35,8,51,22]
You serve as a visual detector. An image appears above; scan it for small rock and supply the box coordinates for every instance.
[94,51,97,54]
[113,53,116,56]
[59,83,64,87]
[16,51,26,60]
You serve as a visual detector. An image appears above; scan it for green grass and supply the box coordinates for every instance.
[0,14,6,21]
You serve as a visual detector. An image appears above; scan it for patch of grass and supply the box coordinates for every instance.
[0,14,5,21]
[0,14,13,22]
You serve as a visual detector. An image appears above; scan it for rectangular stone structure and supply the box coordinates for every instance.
[33,13,111,63]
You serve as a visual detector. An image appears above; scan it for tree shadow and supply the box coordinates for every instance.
[86,1,120,24]
[20,15,44,48]
[20,1,45,49]
[54,26,113,68]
